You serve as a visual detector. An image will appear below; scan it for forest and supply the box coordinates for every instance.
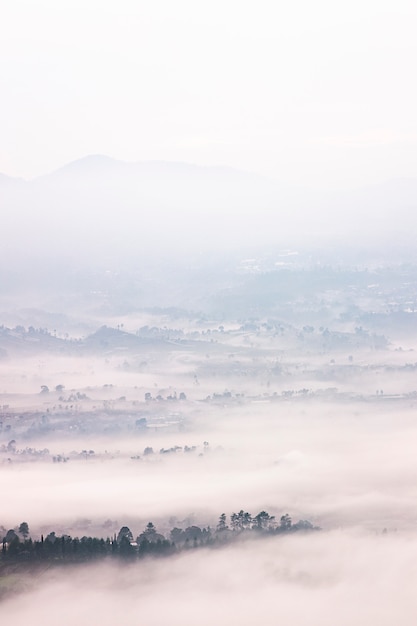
[1,512,319,572]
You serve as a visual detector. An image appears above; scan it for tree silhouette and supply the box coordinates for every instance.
[117,526,133,544]
[19,522,29,539]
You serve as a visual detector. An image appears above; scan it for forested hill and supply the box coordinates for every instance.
[1,510,319,574]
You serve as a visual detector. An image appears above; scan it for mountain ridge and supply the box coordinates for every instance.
[1,154,417,201]
[1,154,417,265]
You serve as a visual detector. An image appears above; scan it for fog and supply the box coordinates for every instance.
[2,157,417,271]
[2,1,417,621]
[3,532,417,625]
[2,398,417,535]
[2,229,417,622]
[2,1,417,191]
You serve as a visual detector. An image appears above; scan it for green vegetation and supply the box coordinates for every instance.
[1,512,319,571]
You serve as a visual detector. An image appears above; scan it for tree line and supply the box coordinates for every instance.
[1,511,320,566]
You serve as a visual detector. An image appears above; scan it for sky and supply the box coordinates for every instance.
[1,0,417,189]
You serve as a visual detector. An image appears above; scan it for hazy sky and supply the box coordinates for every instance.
[1,0,417,188]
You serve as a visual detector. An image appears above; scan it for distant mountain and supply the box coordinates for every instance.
[50,154,125,177]
[35,154,285,209]
[48,154,272,183]
[1,155,417,269]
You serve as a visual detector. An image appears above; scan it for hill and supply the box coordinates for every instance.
[1,156,417,269]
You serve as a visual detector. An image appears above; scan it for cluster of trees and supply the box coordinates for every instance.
[1,512,319,567]
[144,391,187,402]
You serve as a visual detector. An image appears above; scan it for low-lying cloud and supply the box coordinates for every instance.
[3,530,417,625]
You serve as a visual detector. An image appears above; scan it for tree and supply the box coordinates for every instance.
[280,514,292,531]
[118,535,135,559]
[18,522,29,540]
[241,511,252,530]
[4,529,19,543]
[217,513,228,532]
[145,522,156,536]
[234,510,252,531]
[137,522,165,544]
[254,511,275,531]
[116,526,133,544]
[7,536,21,557]
[293,520,315,531]
[183,526,202,542]
[170,527,185,544]
[230,510,252,532]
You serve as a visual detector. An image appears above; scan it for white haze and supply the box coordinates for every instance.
[2,400,417,532]
[1,1,417,190]
[1,1,417,622]
[3,532,417,625]
[1,156,417,271]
